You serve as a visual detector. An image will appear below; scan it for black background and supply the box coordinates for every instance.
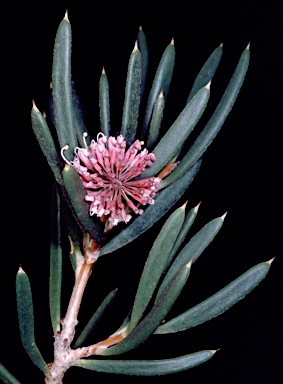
[0,0,282,383]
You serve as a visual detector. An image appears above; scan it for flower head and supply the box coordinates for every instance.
[70,133,160,229]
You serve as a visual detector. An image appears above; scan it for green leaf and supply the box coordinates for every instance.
[96,262,191,356]
[137,26,148,105]
[163,202,200,271]
[73,288,118,348]
[74,350,215,375]
[31,104,64,186]
[62,164,104,244]
[52,13,78,161]
[128,204,186,332]
[49,183,62,335]
[0,363,21,384]
[100,159,201,255]
[147,90,165,150]
[99,69,110,138]
[141,40,175,141]
[16,268,51,377]
[187,44,223,104]
[155,260,272,334]
[121,44,142,145]
[156,215,225,301]
[163,45,250,185]
[141,84,210,178]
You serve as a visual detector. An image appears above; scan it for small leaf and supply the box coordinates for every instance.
[16,268,51,377]
[164,202,200,271]
[187,44,223,104]
[100,159,201,255]
[73,288,118,348]
[49,183,62,335]
[137,26,148,106]
[74,350,215,375]
[0,363,21,384]
[99,69,110,138]
[62,164,105,244]
[147,90,165,150]
[96,262,191,356]
[128,204,186,331]
[31,103,63,186]
[141,40,175,141]
[155,260,272,334]
[141,84,210,178]
[52,13,78,160]
[156,215,225,301]
[121,43,142,145]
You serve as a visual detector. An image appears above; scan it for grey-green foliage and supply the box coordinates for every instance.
[9,11,271,383]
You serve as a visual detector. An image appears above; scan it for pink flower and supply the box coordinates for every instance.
[70,133,160,229]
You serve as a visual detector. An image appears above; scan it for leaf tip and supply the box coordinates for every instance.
[210,348,220,355]
[102,66,106,75]
[194,201,201,213]
[32,100,39,112]
[133,40,139,53]
[266,257,275,265]
[139,25,143,31]
[181,200,188,210]
[220,211,228,221]
[205,80,211,90]
[219,42,224,48]
[246,42,250,50]
[18,265,25,274]
[64,9,69,22]
[186,258,193,268]
[170,37,174,45]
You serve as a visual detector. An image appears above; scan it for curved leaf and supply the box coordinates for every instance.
[0,363,21,384]
[74,350,215,375]
[99,69,110,138]
[137,26,148,105]
[155,260,272,334]
[147,90,165,150]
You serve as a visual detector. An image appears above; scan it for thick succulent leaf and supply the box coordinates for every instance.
[164,202,200,271]
[137,26,148,105]
[141,41,175,141]
[141,85,210,178]
[49,183,62,335]
[128,205,186,331]
[99,69,110,138]
[31,104,64,186]
[62,164,105,244]
[163,45,250,186]
[52,13,78,161]
[71,78,89,147]
[0,363,21,384]
[96,263,191,356]
[100,159,201,255]
[187,44,223,104]
[73,288,118,348]
[156,216,225,301]
[16,268,51,377]
[155,260,272,334]
[121,44,142,145]
[147,90,165,150]
[74,350,215,375]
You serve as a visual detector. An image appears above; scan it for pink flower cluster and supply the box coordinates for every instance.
[71,133,160,229]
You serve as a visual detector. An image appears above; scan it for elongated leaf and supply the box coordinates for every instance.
[16,268,50,377]
[163,45,250,186]
[187,44,223,104]
[155,260,272,334]
[49,183,62,335]
[62,164,104,244]
[164,202,200,271]
[31,104,63,186]
[96,263,191,356]
[52,13,78,160]
[100,159,201,255]
[137,26,148,105]
[141,41,175,140]
[156,215,225,301]
[121,43,142,145]
[73,288,118,348]
[128,204,186,331]
[74,350,215,375]
[0,363,21,384]
[141,84,210,178]
[147,90,165,150]
[99,69,110,138]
